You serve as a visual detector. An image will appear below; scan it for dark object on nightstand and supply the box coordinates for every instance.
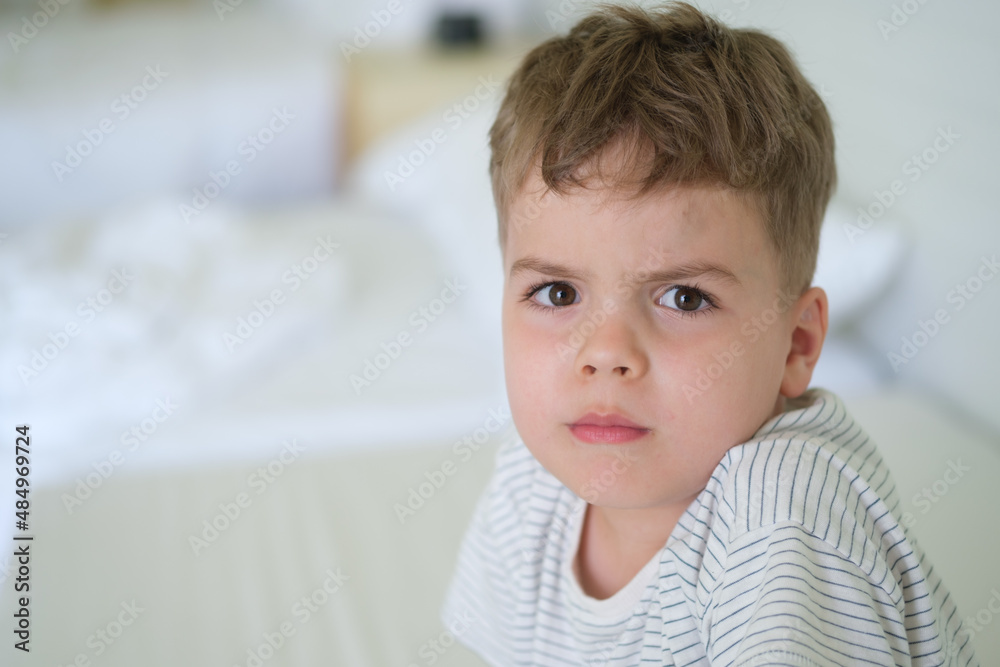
[434,12,485,49]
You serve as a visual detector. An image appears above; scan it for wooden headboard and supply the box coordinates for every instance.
[342,42,532,165]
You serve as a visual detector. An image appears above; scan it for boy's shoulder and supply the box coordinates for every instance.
[683,387,911,603]
[700,388,898,539]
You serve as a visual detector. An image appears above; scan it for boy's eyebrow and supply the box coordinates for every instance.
[509,255,742,286]
[509,256,589,282]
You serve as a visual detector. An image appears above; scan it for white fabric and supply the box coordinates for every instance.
[345,92,505,354]
[0,197,505,485]
[441,388,979,666]
[813,202,908,331]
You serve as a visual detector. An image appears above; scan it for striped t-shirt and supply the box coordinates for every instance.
[440,388,979,666]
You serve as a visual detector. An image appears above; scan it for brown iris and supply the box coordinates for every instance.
[548,283,577,307]
[672,287,704,311]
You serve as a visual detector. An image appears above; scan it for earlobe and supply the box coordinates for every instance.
[779,287,828,398]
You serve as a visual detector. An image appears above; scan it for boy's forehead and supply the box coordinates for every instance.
[507,172,756,244]
[503,172,777,286]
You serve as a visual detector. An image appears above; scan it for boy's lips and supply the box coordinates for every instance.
[568,412,650,444]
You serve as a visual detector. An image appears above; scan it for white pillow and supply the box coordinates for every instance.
[345,94,504,348]
[814,200,909,331]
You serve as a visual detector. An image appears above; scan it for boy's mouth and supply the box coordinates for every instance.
[568,412,650,444]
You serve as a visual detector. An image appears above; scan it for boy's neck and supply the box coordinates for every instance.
[573,499,692,600]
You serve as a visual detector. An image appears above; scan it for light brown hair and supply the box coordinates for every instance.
[490,2,836,294]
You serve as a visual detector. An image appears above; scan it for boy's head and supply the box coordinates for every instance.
[494,3,835,511]
[491,1,835,295]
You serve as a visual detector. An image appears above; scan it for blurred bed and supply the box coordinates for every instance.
[1,2,998,666]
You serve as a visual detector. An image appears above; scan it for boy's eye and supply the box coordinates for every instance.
[532,282,579,307]
[660,286,710,312]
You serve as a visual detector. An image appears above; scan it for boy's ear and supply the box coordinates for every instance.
[779,286,828,398]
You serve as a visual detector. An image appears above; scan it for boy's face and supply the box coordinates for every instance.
[501,169,802,511]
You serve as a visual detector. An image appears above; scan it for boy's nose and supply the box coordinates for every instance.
[573,313,649,380]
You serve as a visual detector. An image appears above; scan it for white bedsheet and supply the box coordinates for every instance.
[0,197,505,488]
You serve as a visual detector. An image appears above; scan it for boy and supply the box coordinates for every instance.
[441,3,978,665]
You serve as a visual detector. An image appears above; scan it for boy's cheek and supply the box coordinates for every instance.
[655,343,764,412]
[505,320,570,369]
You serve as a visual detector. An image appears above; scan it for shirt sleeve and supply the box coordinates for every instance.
[440,438,533,666]
[706,522,910,667]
